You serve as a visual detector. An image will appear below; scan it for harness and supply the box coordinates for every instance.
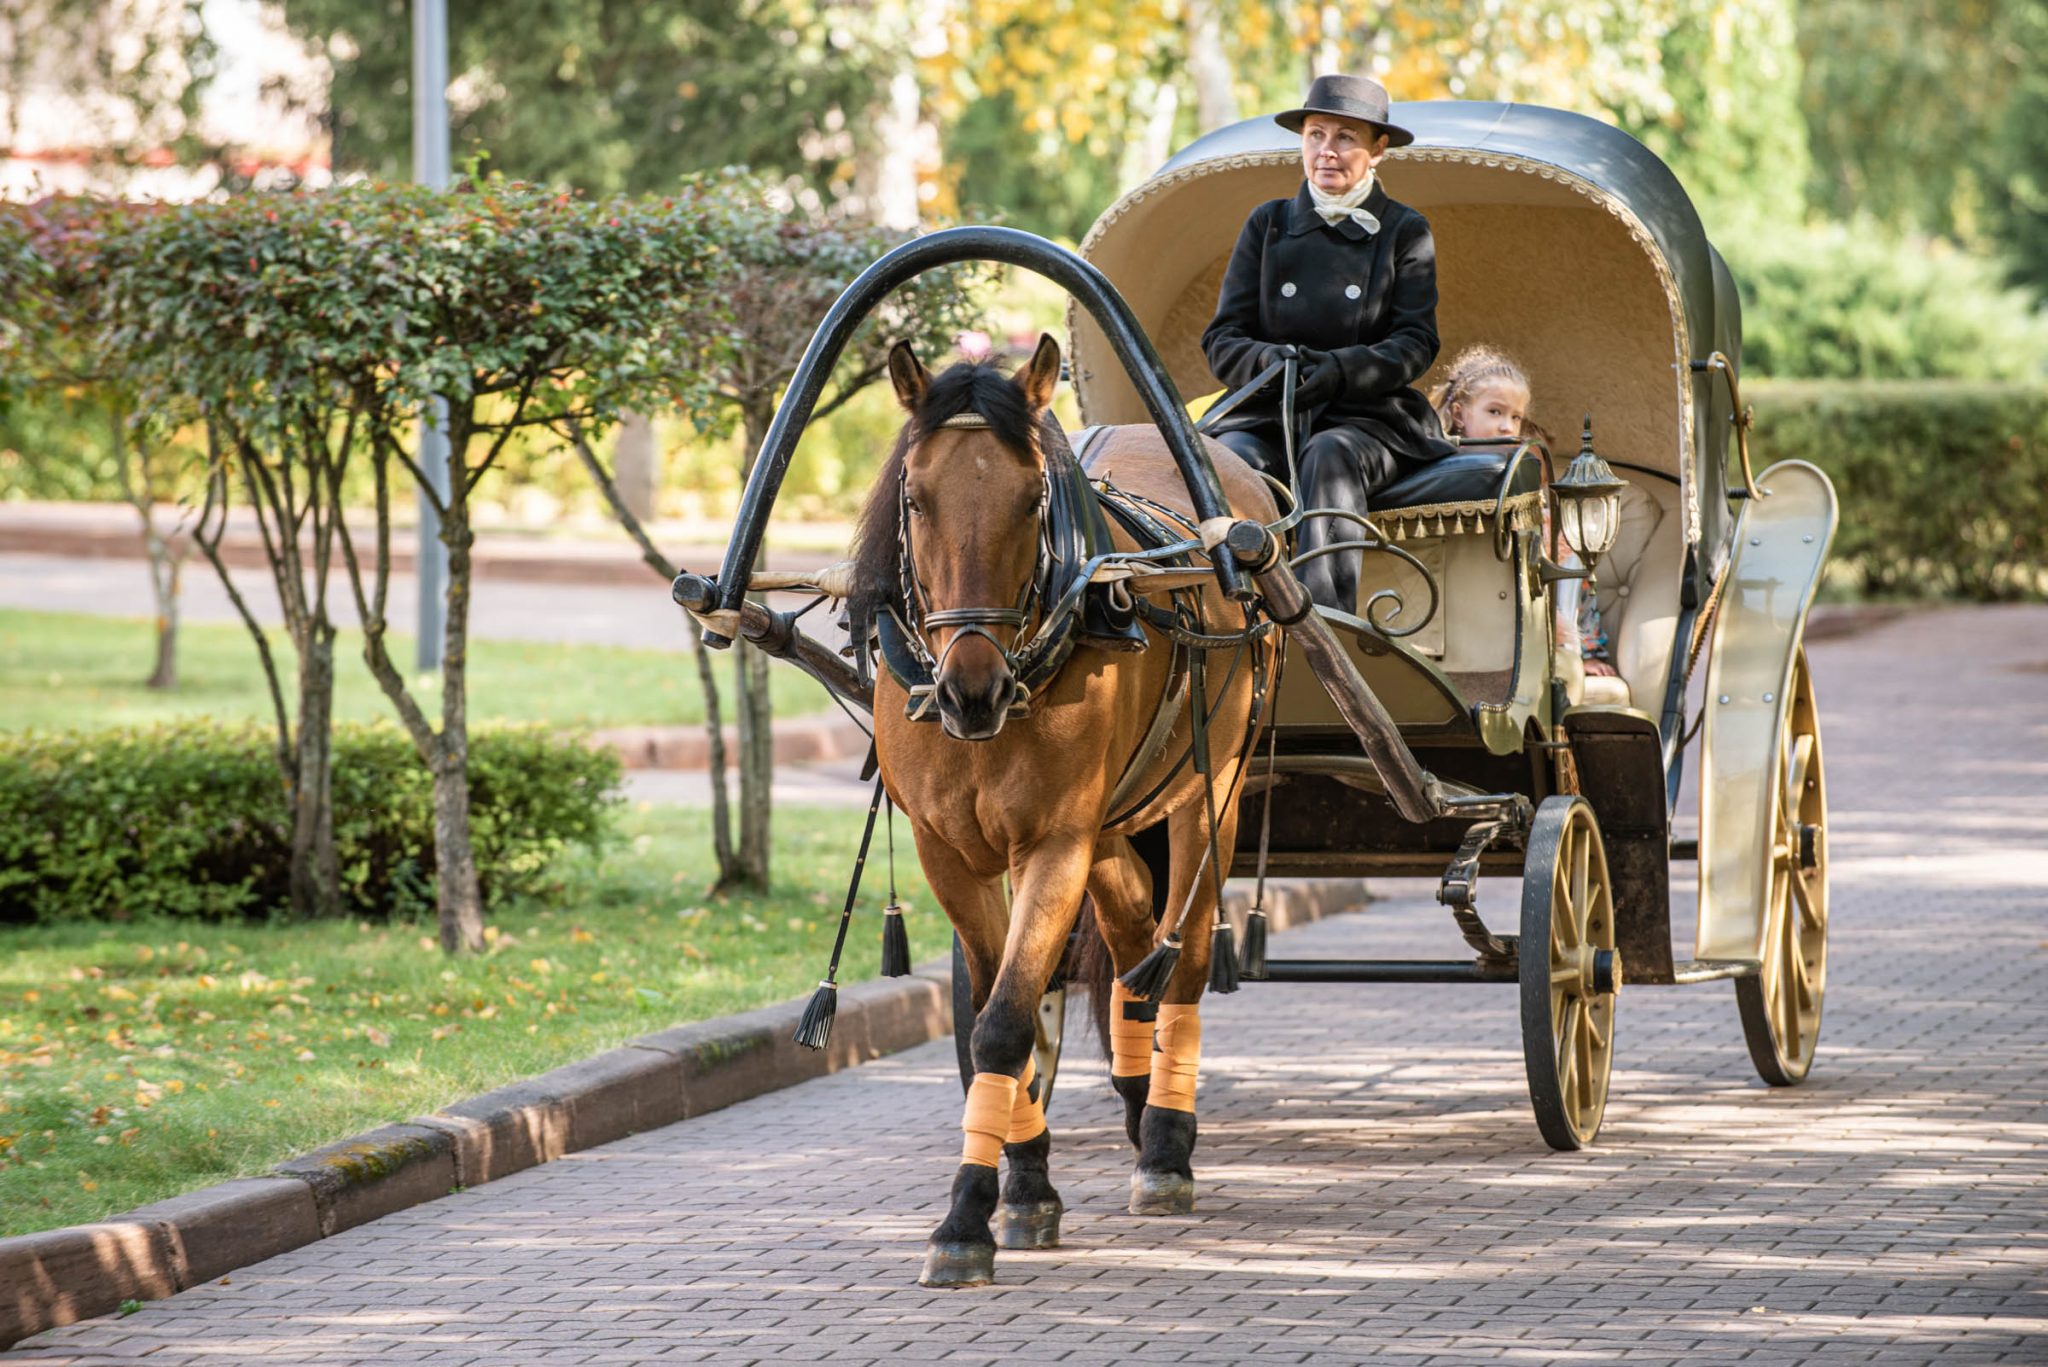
[872,411,1274,835]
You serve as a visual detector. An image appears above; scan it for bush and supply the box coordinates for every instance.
[0,722,622,924]
[1749,379,2048,600]
[1720,222,2048,381]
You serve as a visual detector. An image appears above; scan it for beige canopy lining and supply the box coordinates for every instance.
[1071,145,1700,544]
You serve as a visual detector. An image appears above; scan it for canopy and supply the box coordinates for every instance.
[1071,101,1741,551]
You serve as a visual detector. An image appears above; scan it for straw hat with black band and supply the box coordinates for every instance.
[1273,73,1415,147]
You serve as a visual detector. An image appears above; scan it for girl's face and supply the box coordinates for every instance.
[1450,379,1529,440]
[1301,114,1389,195]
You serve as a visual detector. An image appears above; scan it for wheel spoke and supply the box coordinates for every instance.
[1584,1000,1609,1050]
[1571,829,1591,937]
[1551,965,1581,988]
[1576,1009,1597,1111]
[1556,996,1581,1092]
[1791,864,1827,933]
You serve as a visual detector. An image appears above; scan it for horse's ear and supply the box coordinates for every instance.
[888,340,930,413]
[1015,332,1060,415]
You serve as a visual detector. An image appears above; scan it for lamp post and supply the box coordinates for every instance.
[412,0,450,672]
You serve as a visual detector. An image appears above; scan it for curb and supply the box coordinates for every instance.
[592,714,871,772]
[0,878,1365,1349]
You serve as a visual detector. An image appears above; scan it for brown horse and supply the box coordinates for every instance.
[860,334,1278,1287]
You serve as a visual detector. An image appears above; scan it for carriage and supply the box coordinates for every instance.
[674,100,1837,1156]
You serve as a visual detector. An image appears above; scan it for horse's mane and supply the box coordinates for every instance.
[848,360,1069,628]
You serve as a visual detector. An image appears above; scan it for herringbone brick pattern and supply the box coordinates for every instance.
[11,606,2046,1365]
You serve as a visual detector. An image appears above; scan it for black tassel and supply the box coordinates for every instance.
[1118,933,1182,1004]
[1208,919,1240,994]
[793,979,838,1050]
[880,903,912,977]
[1240,908,1269,981]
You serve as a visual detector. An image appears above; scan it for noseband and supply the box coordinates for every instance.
[896,410,1054,717]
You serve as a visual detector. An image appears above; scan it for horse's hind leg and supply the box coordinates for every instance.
[1085,834,1163,1149]
[921,832,1091,1287]
[1129,799,1241,1217]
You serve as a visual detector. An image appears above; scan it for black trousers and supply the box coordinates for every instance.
[1215,421,1403,611]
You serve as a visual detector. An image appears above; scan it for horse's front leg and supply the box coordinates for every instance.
[922,832,1091,1289]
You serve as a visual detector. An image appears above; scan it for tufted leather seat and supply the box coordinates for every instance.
[1376,446,1543,512]
[1559,473,1684,714]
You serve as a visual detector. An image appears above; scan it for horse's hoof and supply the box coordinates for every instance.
[996,1199,1063,1250]
[1129,1169,1195,1216]
[919,1240,996,1288]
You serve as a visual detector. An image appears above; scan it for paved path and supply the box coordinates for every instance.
[11,606,2047,1365]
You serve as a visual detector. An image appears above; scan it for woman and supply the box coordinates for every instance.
[1201,72,1453,611]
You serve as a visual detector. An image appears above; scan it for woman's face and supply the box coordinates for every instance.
[1450,380,1529,440]
[1301,113,1389,195]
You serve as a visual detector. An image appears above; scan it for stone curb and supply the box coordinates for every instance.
[591,714,871,772]
[0,878,1364,1349]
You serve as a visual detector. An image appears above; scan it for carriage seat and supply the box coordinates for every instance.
[1375,447,1542,512]
[1563,474,1684,715]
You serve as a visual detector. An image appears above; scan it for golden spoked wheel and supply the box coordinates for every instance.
[1519,795,1620,1151]
[1736,647,1828,1085]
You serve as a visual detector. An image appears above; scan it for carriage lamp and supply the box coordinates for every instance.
[1552,416,1627,574]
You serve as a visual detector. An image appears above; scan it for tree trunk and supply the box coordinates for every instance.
[147,558,180,691]
[611,410,659,523]
[722,400,780,892]
[1184,0,1240,134]
[289,630,341,919]
[111,407,185,691]
[433,423,486,953]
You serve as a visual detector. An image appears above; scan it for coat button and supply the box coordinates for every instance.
[1345,284,1362,299]
[1280,282,1297,297]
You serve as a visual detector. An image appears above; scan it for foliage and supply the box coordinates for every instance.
[0,722,622,926]
[1720,222,2048,381]
[278,0,901,197]
[1985,0,2048,295]
[1750,379,2048,600]
[0,803,951,1238]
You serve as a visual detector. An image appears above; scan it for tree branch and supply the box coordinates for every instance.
[196,419,294,783]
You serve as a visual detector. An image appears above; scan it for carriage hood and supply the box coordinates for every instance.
[1071,101,1740,557]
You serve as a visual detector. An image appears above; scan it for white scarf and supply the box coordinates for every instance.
[1308,170,1380,235]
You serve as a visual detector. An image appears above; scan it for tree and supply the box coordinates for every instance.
[276,0,900,197]
[1985,0,2048,295]
[565,171,991,892]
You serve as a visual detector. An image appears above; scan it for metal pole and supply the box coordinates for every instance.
[412,0,451,672]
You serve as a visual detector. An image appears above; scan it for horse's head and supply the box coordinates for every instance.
[875,333,1063,741]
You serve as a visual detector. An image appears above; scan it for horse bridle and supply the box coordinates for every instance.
[894,410,1056,716]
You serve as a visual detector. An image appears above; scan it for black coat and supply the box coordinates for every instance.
[1201,180,1454,465]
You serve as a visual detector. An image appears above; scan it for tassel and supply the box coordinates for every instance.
[1240,907,1270,981]
[794,979,838,1050]
[880,902,912,977]
[1208,919,1240,994]
[1118,933,1182,1004]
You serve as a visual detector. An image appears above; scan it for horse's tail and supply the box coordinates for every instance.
[1071,893,1116,1060]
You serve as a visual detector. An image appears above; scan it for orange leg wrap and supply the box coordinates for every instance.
[1007,1055,1046,1144]
[961,1072,1019,1168]
[1149,1004,1201,1113]
[1109,981,1154,1079]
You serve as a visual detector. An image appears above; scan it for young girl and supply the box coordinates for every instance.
[1429,346,1619,679]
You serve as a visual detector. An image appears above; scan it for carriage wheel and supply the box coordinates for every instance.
[952,934,1066,1113]
[1519,795,1620,1151]
[1735,648,1829,1085]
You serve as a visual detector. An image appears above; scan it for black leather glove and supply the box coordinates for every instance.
[1292,348,1344,407]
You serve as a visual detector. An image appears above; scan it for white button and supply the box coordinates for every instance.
[1617,585,1631,598]
[1345,284,1362,299]
[1280,282,1297,297]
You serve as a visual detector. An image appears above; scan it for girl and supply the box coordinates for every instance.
[1430,347,1618,679]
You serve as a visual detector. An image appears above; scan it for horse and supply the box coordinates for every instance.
[857,333,1280,1287]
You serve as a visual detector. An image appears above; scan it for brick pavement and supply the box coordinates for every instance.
[9,605,2047,1366]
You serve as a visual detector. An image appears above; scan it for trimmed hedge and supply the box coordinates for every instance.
[0,723,622,924]
[1749,380,2048,600]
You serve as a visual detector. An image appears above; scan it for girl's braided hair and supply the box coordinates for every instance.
[1429,344,1548,443]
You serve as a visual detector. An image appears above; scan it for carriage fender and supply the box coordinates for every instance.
[1695,460,1838,963]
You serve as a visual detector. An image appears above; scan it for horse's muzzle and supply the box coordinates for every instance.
[935,669,1017,741]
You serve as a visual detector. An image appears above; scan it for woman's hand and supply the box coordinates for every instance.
[1293,348,1344,406]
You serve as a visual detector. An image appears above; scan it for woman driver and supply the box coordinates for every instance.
[1201,72,1453,611]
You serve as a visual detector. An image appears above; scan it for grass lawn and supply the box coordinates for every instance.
[0,804,951,1238]
[0,608,830,733]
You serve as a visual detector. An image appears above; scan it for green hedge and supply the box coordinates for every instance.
[1749,380,2048,600]
[0,723,622,924]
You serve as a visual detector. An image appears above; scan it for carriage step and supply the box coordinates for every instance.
[1256,959,1518,984]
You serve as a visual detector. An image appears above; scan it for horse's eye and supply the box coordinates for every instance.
[906,499,924,518]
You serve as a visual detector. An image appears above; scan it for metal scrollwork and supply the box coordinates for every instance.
[1288,507,1442,639]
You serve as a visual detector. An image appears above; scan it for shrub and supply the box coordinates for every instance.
[0,722,622,924]
[1719,222,2048,382]
[1748,379,2048,600]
